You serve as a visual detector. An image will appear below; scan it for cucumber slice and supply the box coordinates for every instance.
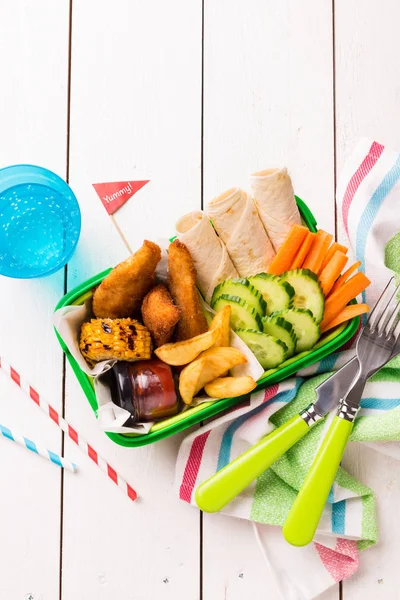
[262,315,297,358]
[276,308,320,352]
[247,273,294,315]
[212,294,262,331]
[281,269,325,323]
[236,329,287,369]
[211,278,267,316]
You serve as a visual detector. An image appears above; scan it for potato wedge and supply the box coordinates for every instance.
[178,358,206,406]
[154,329,219,366]
[204,376,257,399]
[179,347,247,405]
[209,306,231,347]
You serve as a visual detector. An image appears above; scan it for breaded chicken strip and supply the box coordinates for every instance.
[168,239,208,341]
[141,284,182,347]
[93,240,161,318]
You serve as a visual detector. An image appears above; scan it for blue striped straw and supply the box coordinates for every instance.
[0,423,77,473]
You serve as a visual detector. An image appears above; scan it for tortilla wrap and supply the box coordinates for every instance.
[250,168,301,252]
[175,211,238,301]
[207,187,275,277]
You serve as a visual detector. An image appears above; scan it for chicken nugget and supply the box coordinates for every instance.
[93,240,161,318]
[168,239,208,340]
[141,284,182,347]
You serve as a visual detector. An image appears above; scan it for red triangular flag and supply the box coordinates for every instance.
[92,180,149,215]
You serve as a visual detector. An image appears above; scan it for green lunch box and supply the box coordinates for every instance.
[55,198,359,447]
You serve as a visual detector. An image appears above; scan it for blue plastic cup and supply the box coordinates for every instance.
[0,165,81,278]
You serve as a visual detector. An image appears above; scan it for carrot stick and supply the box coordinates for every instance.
[321,304,370,333]
[319,242,348,274]
[329,261,362,295]
[290,231,316,270]
[302,230,333,274]
[319,251,349,296]
[320,272,371,330]
[268,225,309,275]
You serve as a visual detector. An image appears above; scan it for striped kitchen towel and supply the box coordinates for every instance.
[175,139,400,600]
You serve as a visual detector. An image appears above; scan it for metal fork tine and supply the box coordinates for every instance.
[394,317,400,340]
[367,277,395,329]
[374,282,400,333]
[385,300,400,336]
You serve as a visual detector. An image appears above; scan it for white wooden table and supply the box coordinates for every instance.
[1,1,400,598]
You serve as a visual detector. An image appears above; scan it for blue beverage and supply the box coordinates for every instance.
[0,165,81,278]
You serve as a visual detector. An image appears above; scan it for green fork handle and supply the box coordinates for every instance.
[195,414,311,513]
[283,416,353,546]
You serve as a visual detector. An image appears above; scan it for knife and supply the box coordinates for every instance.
[283,283,400,545]
[195,351,398,514]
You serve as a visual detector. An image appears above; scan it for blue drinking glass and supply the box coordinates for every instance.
[0,165,81,278]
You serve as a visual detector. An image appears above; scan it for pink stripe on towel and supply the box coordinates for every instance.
[179,430,211,502]
[342,141,384,235]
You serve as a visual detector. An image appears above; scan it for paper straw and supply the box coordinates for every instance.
[0,358,138,502]
[0,423,77,473]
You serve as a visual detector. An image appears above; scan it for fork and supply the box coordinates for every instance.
[283,278,400,546]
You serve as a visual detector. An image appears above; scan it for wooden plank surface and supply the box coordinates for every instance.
[0,1,70,597]
[63,1,202,598]
[202,1,338,598]
[335,1,400,598]
[203,0,335,234]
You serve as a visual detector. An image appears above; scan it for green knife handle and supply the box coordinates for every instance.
[195,414,310,513]
[283,416,353,547]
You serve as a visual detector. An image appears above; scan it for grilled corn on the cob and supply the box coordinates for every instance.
[80,318,152,363]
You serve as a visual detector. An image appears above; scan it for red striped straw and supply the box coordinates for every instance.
[0,357,137,502]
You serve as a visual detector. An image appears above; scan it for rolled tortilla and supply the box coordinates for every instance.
[175,211,238,302]
[250,168,301,252]
[207,188,275,277]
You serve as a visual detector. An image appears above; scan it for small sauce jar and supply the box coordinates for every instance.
[111,359,179,423]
